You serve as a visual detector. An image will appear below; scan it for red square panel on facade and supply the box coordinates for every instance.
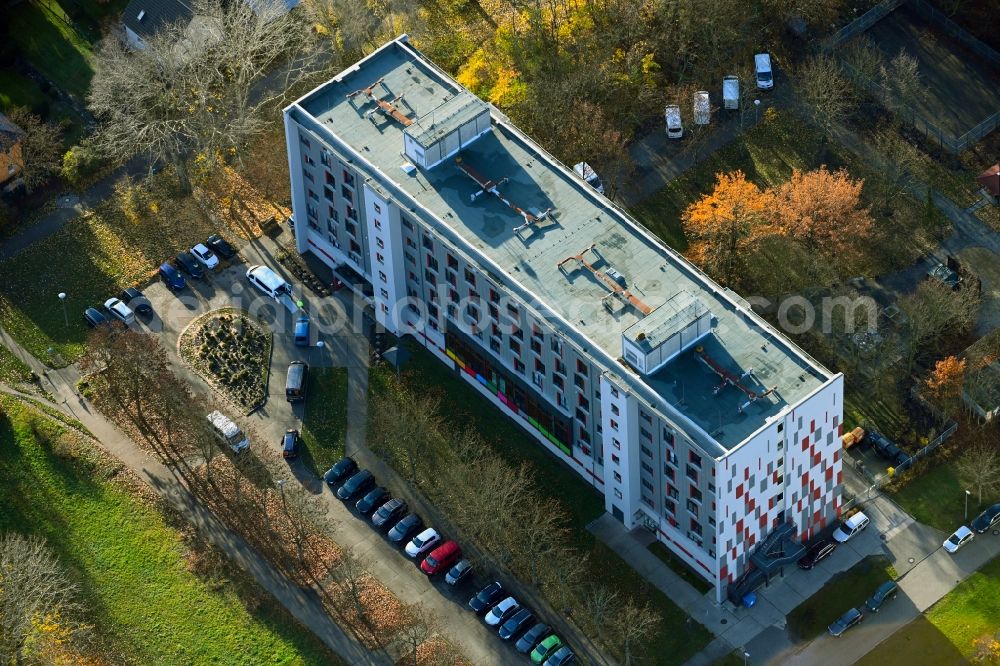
[736,484,744,498]
[837,471,843,485]
[825,467,834,481]
[811,419,816,433]
[802,436,809,452]
[760,514,768,528]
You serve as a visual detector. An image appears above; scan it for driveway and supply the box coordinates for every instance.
[130,232,515,665]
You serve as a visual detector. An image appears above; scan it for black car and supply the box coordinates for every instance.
[323,457,358,488]
[281,429,299,460]
[356,487,389,515]
[468,582,505,614]
[83,307,108,327]
[865,581,898,613]
[336,470,375,501]
[971,503,1000,534]
[388,513,423,544]
[797,539,836,570]
[206,234,237,259]
[828,607,864,637]
[174,251,205,279]
[869,430,909,465]
[515,623,551,654]
[498,608,535,640]
[372,498,408,529]
[120,287,152,315]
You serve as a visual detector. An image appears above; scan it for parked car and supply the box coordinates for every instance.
[120,287,152,315]
[336,470,375,501]
[828,608,863,637]
[420,540,462,575]
[159,262,186,291]
[499,607,535,640]
[206,410,250,453]
[868,430,909,466]
[285,361,308,402]
[833,512,870,543]
[797,539,836,570]
[530,634,564,664]
[484,597,519,627]
[388,513,424,544]
[468,582,505,614]
[83,307,108,328]
[754,53,773,90]
[405,528,441,558]
[545,646,576,666]
[206,234,236,260]
[281,429,299,459]
[323,457,357,488]
[294,317,310,347]
[246,265,292,300]
[971,503,1000,534]
[371,498,407,529]
[103,297,136,325]
[516,623,551,654]
[174,251,205,279]
[356,487,389,515]
[943,525,974,553]
[445,559,472,585]
[865,581,898,613]
[190,243,220,270]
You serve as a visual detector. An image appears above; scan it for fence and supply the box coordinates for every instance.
[893,421,958,473]
[821,0,906,52]
[908,0,1000,68]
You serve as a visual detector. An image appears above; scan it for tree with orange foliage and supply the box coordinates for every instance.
[773,166,873,258]
[925,355,967,417]
[681,170,775,286]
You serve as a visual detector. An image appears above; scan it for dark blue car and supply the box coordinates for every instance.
[294,317,310,347]
[159,262,186,291]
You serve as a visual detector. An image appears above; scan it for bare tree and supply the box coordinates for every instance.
[609,598,661,666]
[795,55,856,139]
[880,50,923,113]
[396,603,437,666]
[88,0,322,192]
[582,585,620,642]
[0,533,88,663]
[898,281,981,369]
[957,442,1000,504]
[870,123,924,214]
[1,107,64,193]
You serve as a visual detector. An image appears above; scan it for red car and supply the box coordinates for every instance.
[420,540,462,575]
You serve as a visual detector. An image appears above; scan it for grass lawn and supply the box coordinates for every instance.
[0,395,340,665]
[376,343,711,662]
[0,175,224,363]
[786,556,896,641]
[888,457,993,533]
[0,344,34,385]
[0,71,48,114]
[8,0,99,97]
[648,541,713,595]
[629,110,838,252]
[857,555,1000,664]
[299,367,349,473]
[843,383,908,442]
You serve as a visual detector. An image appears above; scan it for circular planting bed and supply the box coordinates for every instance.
[179,309,272,411]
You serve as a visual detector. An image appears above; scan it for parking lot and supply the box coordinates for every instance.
[114,232,577,665]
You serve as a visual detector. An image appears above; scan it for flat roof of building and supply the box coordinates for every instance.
[290,37,831,453]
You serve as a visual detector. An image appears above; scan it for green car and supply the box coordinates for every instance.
[531,634,563,664]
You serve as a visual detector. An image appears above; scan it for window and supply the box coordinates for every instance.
[614,489,623,500]
[666,485,679,500]
[511,327,523,340]
[640,427,652,442]
[611,404,619,416]
[575,408,587,425]
[422,236,434,251]
[641,445,652,458]
[530,338,542,355]
[551,337,563,355]
[690,486,702,502]
[641,462,654,475]
[611,453,620,464]
[610,385,619,398]
[323,186,333,201]
[426,256,438,271]
[663,464,675,480]
[509,338,520,354]
[300,135,311,149]
[342,170,355,187]
[555,359,566,375]
[346,205,357,221]
[489,288,499,303]
[423,269,436,285]
[513,359,525,374]
[665,499,676,515]
[689,451,702,467]
[534,358,545,373]
[686,465,699,483]
[687,500,700,518]
[402,216,414,231]
[640,411,653,424]
[576,359,587,375]
[376,252,384,264]
[613,471,622,483]
[663,429,675,446]
[447,253,458,269]
[446,270,457,287]
[609,419,619,430]
[464,268,476,286]
[689,519,703,536]
[374,218,382,230]
[578,394,589,409]
[374,203,382,215]
[341,185,353,202]
[574,374,586,390]
[376,237,384,249]
[448,289,459,303]
[506,303,519,318]
[641,479,654,492]
[307,189,318,202]
[553,374,564,390]
[490,337,501,353]
[378,271,387,283]
[379,288,389,299]
[325,170,335,184]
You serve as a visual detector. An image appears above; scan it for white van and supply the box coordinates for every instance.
[665,104,683,139]
[755,53,774,90]
[246,265,292,300]
[693,91,710,125]
[206,410,250,453]
[723,75,740,110]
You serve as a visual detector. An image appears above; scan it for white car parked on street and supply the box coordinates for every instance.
[943,526,974,553]
[405,528,441,558]
[191,243,220,270]
[103,297,135,325]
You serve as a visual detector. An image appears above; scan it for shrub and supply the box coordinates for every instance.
[61,143,108,190]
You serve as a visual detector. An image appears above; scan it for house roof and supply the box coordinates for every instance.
[121,0,193,39]
[977,164,1000,197]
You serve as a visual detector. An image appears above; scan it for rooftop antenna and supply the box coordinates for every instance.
[557,244,653,315]
[346,77,413,127]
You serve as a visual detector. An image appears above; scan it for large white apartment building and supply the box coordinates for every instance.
[283,36,844,602]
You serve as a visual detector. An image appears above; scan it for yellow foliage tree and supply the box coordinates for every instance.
[681,170,775,286]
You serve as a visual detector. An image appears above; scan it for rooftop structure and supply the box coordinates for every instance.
[294,37,829,453]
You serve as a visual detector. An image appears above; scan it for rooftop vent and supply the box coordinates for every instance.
[137,9,146,20]
[558,244,652,315]
[622,291,712,374]
[346,78,413,127]
[455,157,553,236]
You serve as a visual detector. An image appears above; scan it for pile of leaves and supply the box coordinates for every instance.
[322,574,409,650]
[180,310,272,410]
[198,166,290,238]
[405,637,473,666]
